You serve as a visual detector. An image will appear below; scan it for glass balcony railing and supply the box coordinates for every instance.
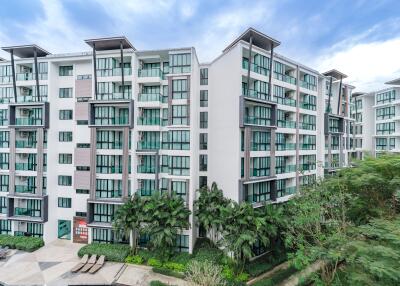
[15,141,37,148]
[137,165,156,174]
[96,67,132,77]
[276,143,296,151]
[14,207,37,217]
[275,97,297,107]
[137,141,161,150]
[16,73,47,81]
[278,186,296,196]
[299,122,316,130]
[15,185,35,194]
[15,118,43,126]
[138,68,163,78]
[242,88,271,101]
[94,117,129,125]
[277,120,296,129]
[138,93,163,102]
[95,190,122,199]
[300,163,316,171]
[276,164,296,174]
[95,92,131,100]
[300,144,316,150]
[15,163,36,171]
[17,96,48,103]
[244,116,271,126]
[96,166,123,174]
[299,102,316,111]
[250,143,271,151]
[300,80,317,91]
[14,231,25,236]
[137,117,161,126]
[274,72,296,85]
[138,189,156,196]
[251,169,271,177]
[242,59,270,76]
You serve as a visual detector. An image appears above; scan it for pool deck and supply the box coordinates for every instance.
[0,239,189,286]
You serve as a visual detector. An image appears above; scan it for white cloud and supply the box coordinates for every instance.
[315,37,400,92]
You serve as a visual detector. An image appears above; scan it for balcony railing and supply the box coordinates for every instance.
[277,120,296,129]
[137,165,156,174]
[275,97,296,107]
[94,117,129,126]
[274,72,296,85]
[137,117,161,126]
[138,93,163,102]
[17,96,48,103]
[242,59,270,76]
[278,186,296,196]
[300,144,316,150]
[299,102,316,111]
[14,207,38,217]
[15,140,37,148]
[242,88,271,102]
[276,143,296,151]
[95,190,122,199]
[276,164,296,174]
[299,163,316,171]
[244,116,271,127]
[96,67,132,77]
[300,80,317,91]
[16,73,47,81]
[137,141,161,150]
[95,92,131,100]
[250,143,271,151]
[15,185,35,194]
[138,68,163,79]
[15,163,36,171]
[138,189,156,196]
[251,169,271,177]
[299,122,316,130]
[15,118,43,126]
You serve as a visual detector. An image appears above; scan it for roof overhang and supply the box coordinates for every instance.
[322,69,347,79]
[0,57,5,62]
[1,45,50,58]
[385,78,400,85]
[352,92,365,97]
[85,36,136,51]
[223,27,280,53]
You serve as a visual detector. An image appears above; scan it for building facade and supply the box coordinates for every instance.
[0,28,355,253]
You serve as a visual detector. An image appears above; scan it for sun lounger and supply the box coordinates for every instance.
[80,254,97,272]
[89,255,105,274]
[0,246,9,259]
[71,254,89,273]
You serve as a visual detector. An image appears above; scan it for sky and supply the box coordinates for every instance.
[0,0,399,92]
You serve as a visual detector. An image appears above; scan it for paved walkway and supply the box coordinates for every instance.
[0,239,189,286]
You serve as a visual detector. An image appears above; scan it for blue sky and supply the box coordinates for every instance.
[1,0,400,91]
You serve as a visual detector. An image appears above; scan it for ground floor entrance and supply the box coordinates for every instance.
[57,220,71,240]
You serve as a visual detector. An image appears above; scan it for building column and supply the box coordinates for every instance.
[337,75,343,115]
[9,128,16,195]
[244,127,251,180]
[246,34,253,92]
[120,41,125,99]
[10,49,17,103]
[89,128,97,200]
[122,127,129,198]
[295,65,300,190]
[36,128,44,196]
[33,47,40,102]
[92,44,98,99]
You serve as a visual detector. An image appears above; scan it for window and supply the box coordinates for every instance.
[58,197,72,208]
[59,132,73,142]
[76,189,89,194]
[162,130,190,150]
[176,234,189,252]
[0,220,11,234]
[0,197,7,214]
[245,106,271,126]
[96,155,124,174]
[59,154,72,164]
[76,211,87,217]
[200,90,208,107]
[200,112,208,128]
[0,153,9,169]
[300,155,316,171]
[96,130,123,149]
[376,122,395,135]
[0,131,9,148]
[0,175,9,192]
[170,156,190,176]
[200,133,208,150]
[93,203,117,223]
[77,120,88,125]
[246,181,271,203]
[58,175,72,186]
[169,53,191,74]
[171,181,187,200]
[376,106,395,120]
[251,131,270,151]
[376,90,395,105]
[77,143,90,148]
[172,105,188,125]
[0,87,13,103]
[59,66,73,76]
[199,176,207,188]
[199,155,207,171]
[59,88,73,98]
[59,110,73,120]
[0,109,8,126]
[77,74,92,80]
[95,179,122,198]
[252,157,270,177]
[172,79,188,99]
[200,68,208,85]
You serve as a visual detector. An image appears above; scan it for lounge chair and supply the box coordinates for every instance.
[0,246,9,259]
[80,254,97,272]
[71,254,89,273]
[89,255,105,274]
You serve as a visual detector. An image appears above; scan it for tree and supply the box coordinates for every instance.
[113,193,143,254]
[142,191,191,258]
[194,182,228,243]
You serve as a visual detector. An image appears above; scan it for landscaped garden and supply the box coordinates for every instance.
[0,234,44,252]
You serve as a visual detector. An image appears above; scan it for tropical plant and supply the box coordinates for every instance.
[186,260,226,286]
[142,191,191,258]
[112,193,143,254]
[194,182,228,243]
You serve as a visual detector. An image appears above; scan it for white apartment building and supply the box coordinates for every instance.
[0,28,355,253]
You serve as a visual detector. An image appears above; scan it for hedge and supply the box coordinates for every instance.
[78,243,130,262]
[152,267,185,279]
[0,234,44,252]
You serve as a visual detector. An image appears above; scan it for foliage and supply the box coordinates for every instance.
[193,246,224,265]
[77,243,130,262]
[141,192,191,259]
[245,251,287,277]
[149,281,172,286]
[193,237,216,253]
[0,235,44,252]
[194,183,228,242]
[185,260,227,286]
[169,252,192,265]
[148,257,163,267]
[163,261,186,272]
[251,266,298,286]
[125,254,144,264]
[152,267,185,279]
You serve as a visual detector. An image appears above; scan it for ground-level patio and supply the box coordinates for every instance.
[0,239,188,286]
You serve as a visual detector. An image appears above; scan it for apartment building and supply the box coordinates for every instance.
[0,28,355,253]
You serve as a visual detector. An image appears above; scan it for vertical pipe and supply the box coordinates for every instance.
[327,76,333,113]
[246,34,253,95]
[120,41,125,99]
[10,49,17,103]
[34,47,40,101]
[92,44,98,99]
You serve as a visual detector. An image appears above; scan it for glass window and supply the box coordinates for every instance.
[59,154,72,164]
[200,90,208,107]
[176,234,189,252]
[0,175,9,192]
[172,79,188,99]
[199,155,207,171]
[59,66,73,76]
[162,130,190,150]
[59,132,73,142]
[170,156,190,176]
[200,112,208,128]
[59,88,73,98]
[172,105,188,125]
[200,68,208,85]
[59,110,73,120]
[169,53,191,74]
[58,175,72,186]
[200,133,208,150]
[58,197,72,208]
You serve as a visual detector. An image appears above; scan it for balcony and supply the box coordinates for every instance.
[94,117,129,126]
[277,120,296,129]
[97,67,132,77]
[300,144,315,150]
[14,207,38,217]
[16,73,48,81]
[96,92,132,101]
[275,97,296,107]
[300,102,316,111]
[137,117,161,126]
[138,93,163,102]
[137,165,156,174]
[244,116,271,127]
[96,166,123,174]
[137,141,160,150]
[15,140,37,148]
[242,58,270,77]
[300,80,317,91]
[15,163,36,171]
[276,164,296,174]
[15,185,35,194]
[274,72,296,85]
[299,163,316,171]
[299,122,316,131]
[242,88,271,102]
[138,68,164,79]
[15,118,43,126]
[278,186,296,196]
[276,143,296,151]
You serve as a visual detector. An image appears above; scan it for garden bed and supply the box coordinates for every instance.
[0,234,44,252]
[78,243,130,262]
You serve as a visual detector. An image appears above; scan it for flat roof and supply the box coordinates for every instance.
[1,45,51,58]
[322,69,348,79]
[85,36,136,51]
[223,27,280,53]
[385,78,400,85]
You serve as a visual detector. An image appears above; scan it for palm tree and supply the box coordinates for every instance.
[194,182,228,243]
[113,193,143,254]
[142,191,191,259]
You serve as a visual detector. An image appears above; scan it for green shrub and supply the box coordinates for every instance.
[0,235,44,252]
[170,252,192,265]
[222,265,235,280]
[194,247,223,265]
[78,243,130,262]
[245,252,287,277]
[236,272,249,282]
[193,237,216,254]
[186,260,226,286]
[252,267,297,286]
[163,261,186,272]
[125,254,144,264]
[150,281,172,286]
[137,248,153,262]
[152,267,185,279]
[148,258,163,267]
